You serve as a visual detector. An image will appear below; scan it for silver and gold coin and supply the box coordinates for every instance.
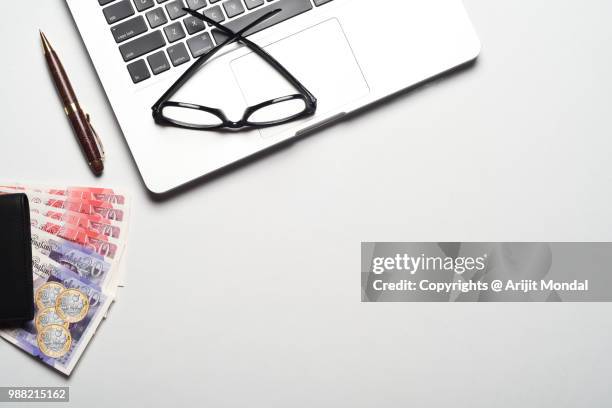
[35,307,69,331]
[35,282,66,310]
[37,324,72,358]
[55,289,89,323]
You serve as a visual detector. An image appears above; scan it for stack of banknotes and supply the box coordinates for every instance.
[0,184,129,376]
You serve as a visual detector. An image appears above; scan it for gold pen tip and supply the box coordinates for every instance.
[39,30,52,54]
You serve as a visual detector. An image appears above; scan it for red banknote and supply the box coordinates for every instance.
[33,194,125,221]
[0,183,130,376]
[30,204,124,239]
[31,214,122,259]
[1,184,127,205]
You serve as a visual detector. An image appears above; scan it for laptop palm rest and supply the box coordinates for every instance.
[230,18,370,138]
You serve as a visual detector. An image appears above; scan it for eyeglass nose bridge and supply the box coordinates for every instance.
[227,120,245,129]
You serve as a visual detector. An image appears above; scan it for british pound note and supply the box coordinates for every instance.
[31,230,117,293]
[0,249,113,376]
[0,184,128,375]
[30,212,124,260]
[0,184,128,205]
[0,189,127,222]
[29,203,125,239]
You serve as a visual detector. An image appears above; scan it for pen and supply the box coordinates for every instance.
[40,31,105,176]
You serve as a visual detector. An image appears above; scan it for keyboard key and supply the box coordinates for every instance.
[127,59,150,83]
[222,0,245,18]
[99,0,116,5]
[186,32,214,57]
[119,30,166,61]
[147,50,171,74]
[244,0,264,10]
[186,0,206,9]
[313,0,333,5]
[212,0,311,44]
[183,16,206,34]
[145,8,168,28]
[167,42,191,66]
[165,0,187,20]
[111,15,148,43]
[133,0,155,11]
[103,0,135,24]
[203,5,225,25]
[164,22,186,42]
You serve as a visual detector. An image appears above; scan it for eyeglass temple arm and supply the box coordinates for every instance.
[184,8,317,103]
[152,10,279,111]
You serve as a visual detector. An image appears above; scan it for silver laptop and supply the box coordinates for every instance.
[66,0,480,193]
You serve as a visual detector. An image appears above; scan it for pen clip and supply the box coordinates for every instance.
[85,113,105,162]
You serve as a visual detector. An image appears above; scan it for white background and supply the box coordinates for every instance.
[1,1,611,406]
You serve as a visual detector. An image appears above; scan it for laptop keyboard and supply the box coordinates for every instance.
[99,0,335,84]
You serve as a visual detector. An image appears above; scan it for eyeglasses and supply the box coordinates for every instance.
[151,8,317,131]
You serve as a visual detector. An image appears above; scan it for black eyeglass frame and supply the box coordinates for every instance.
[151,8,317,131]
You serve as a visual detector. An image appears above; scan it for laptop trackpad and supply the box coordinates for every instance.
[230,18,369,138]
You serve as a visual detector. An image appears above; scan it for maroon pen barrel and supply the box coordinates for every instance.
[41,32,104,176]
[65,106,104,176]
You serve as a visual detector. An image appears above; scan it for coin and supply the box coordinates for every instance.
[37,325,72,358]
[35,307,69,331]
[55,289,89,323]
[35,282,66,310]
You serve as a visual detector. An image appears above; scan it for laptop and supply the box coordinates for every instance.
[66,0,480,193]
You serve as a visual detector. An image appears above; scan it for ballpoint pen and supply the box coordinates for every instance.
[40,31,105,176]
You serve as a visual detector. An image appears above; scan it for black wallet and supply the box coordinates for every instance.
[0,193,34,324]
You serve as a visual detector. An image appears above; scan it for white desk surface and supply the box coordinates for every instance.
[1,1,612,407]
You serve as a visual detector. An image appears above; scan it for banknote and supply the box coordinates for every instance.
[30,213,124,260]
[0,189,127,221]
[0,184,128,205]
[29,203,125,239]
[0,249,113,376]
[0,183,128,374]
[30,229,116,291]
